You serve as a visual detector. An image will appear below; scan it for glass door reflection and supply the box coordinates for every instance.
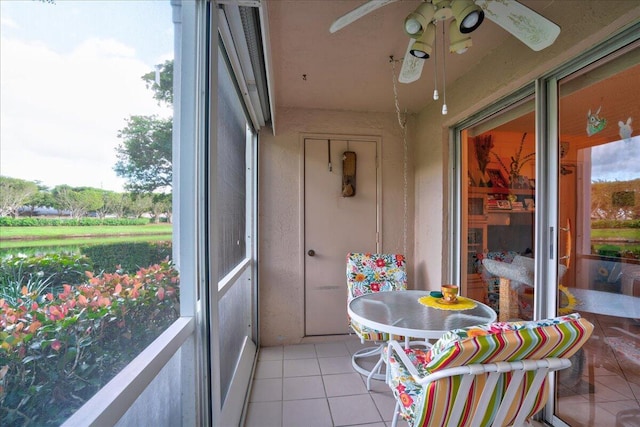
[461,97,536,321]
[556,43,640,426]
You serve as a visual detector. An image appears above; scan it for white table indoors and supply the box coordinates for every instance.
[570,287,640,319]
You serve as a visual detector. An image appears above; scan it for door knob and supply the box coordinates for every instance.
[307,249,316,256]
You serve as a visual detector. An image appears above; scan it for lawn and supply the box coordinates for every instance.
[591,228,640,240]
[0,224,172,240]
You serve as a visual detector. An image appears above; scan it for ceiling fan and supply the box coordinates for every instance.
[330,0,560,84]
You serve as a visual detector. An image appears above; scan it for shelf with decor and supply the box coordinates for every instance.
[469,187,534,196]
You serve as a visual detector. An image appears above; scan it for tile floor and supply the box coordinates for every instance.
[243,335,398,427]
[555,313,640,426]
[244,314,640,427]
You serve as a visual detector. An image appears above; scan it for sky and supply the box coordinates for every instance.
[0,0,173,192]
[591,135,640,182]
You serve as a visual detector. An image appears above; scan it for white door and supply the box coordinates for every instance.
[304,137,379,335]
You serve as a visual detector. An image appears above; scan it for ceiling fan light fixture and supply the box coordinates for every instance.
[449,19,472,54]
[451,0,484,33]
[404,3,435,37]
[409,22,436,58]
[432,0,453,21]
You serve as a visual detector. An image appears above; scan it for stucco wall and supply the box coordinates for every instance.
[258,108,415,345]
[257,3,639,346]
[413,3,640,294]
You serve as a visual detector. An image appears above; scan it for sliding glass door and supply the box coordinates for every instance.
[460,96,537,322]
[456,29,639,427]
[553,40,640,426]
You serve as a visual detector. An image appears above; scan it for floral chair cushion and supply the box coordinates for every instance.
[387,313,593,426]
[347,253,407,341]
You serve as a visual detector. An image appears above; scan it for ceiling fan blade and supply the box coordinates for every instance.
[476,0,561,51]
[398,39,424,84]
[330,0,398,33]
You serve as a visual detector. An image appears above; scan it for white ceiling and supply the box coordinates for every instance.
[264,0,559,114]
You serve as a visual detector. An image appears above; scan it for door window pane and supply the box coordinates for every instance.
[556,43,640,425]
[461,98,536,321]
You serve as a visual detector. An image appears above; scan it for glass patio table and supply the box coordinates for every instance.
[348,290,497,344]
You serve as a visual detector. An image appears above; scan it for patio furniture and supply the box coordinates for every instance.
[346,253,408,387]
[475,251,519,317]
[348,289,497,390]
[482,255,567,321]
[386,313,594,427]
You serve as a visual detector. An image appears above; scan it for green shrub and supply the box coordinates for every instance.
[0,266,53,308]
[0,253,92,294]
[0,259,180,426]
[81,242,172,274]
[0,217,150,227]
[592,219,640,229]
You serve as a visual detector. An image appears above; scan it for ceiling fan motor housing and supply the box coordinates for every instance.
[432,0,454,21]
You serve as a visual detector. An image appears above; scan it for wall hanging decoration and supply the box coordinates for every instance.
[618,117,633,142]
[342,151,357,197]
[586,106,607,136]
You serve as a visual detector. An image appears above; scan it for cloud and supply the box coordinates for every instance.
[0,34,170,192]
[0,15,18,31]
[591,136,640,182]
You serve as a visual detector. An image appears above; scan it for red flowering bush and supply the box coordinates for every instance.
[0,259,179,426]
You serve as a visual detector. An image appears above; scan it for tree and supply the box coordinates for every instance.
[99,191,129,219]
[127,193,154,218]
[52,185,104,219]
[114,116,172,193]
[591,179,640,220]
[0,176,38,217]
[150,193,172,224]
[23,183,57,216]
[114,60,173,194]
[142,60,173,106]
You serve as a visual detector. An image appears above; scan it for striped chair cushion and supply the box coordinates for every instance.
[347,253,407,341]
[387,313,593,427]
[349,319,405,342]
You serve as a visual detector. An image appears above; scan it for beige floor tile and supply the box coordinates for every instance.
[345,338,373,355]
[252,327,640,427]
[260,346,284,361]
[318,356,354,375]
[282,398,332,427]
[315,341,350,358]
[283,376,326,400]
[284,343,317,359]
[367,377,392,394]
[255,359,283,379]
[328,394,382,426]
[284,358,321,377]
[369,391,397,422]
[595,374,636,399]
[244,401,282,427]
[250,378,283,402]
[323,372,368,397]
